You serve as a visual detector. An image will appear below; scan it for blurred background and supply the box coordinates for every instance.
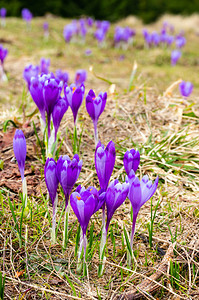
[1,0,199,23]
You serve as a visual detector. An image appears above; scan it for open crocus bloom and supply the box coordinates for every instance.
[64,83,85,124]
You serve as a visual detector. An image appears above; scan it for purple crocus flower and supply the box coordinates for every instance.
[45,158,59,206]
[171,49,181,66]
[43,22,49,31]
[87,17,94,27]
[40,58,50,74]
[176,36,186,48]
[44,158,59,243]
[29,76,46,124]
[23,64,40,88]
[95,140,116,192]
[63,23,76,43]
[0,8,6,18]
[106,179,129,231]
[52,96,69,141]
[22,8,32,23]
[56,69,69,84]
[94,29,106,44]
[123,149,140,176]
[179,81,193,97]
[0,8,6,27]
[43,77,63,137]
[56,154,82,208]
[70,188,99,263]
[0,44,8,65]
[75,69,87,86]
[13,129,26,181]
[75,185,106,214]
[86,89,107,145]
[129,174,158,248]
[64,83,85,124]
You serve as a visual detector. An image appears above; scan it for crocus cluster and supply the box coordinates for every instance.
[43,135,158,274]
[63,19,88,43]
[114,26,135,49]
[29,73,64,154]
[44,154,82,246]
[0,7,6,27]
[143,29,174,48]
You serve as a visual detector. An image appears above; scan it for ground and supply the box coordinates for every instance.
[0,14,199,299]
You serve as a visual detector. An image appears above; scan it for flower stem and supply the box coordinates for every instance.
[51,194,58,244]
[22,177,27,207]
[98,224,107,277]
[93,119,98,146]
[63,204,70,250]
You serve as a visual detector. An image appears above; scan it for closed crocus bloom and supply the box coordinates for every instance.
[56,154,82,207]
[171,50,181,66]
[44,158,59,206]
[75,69,87,86]
[95,140,116,191]
[0,44,8,65]
[23,64,39,88]
[179,81,193,97]
[64,83,85,124]
[0,8,6,18]
[29,76,46,124]
[44,158,59,243]
[13,129,26,181]
[123,149,140,176]
[22,8,32,23]
[129,175,158,247]
[52,96,69,141]
[40,58,50,74]
[43,77,63,137]
[86,89,107,145]
[106,180,129,230]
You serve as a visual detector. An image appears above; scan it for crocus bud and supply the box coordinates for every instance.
[123,149,140,176]
[179,81,193,97]
[64,83,85,124]
[13,129,26,181]
[56,154,82,208]
[44,158,59,206]
[95,140,116,191]
[52,96,69,140]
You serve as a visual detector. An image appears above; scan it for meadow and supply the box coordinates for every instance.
[0,14,199,299]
